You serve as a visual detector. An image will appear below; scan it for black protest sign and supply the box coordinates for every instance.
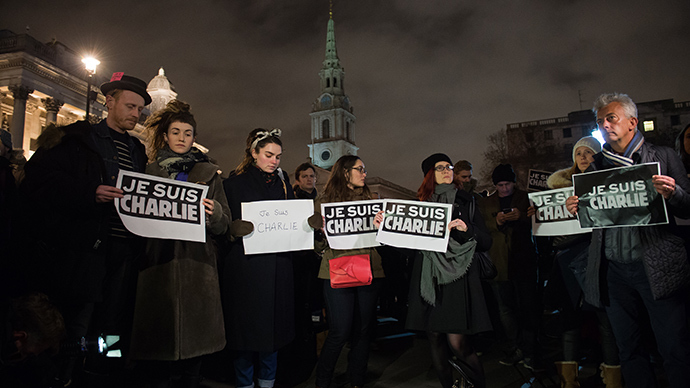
[375,199,452,253]
[116,171,209,242]
[528,169,553,192]
[573,163,667,228]
[321,200,384,249]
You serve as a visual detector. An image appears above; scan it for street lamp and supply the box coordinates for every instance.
[82,56,100,120]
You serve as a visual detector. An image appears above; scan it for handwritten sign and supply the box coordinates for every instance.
[322,199,384,249]
[528,169,552,192]
[528,187,592,236]
[241,199,314,254]
[376,199,452,253]
[115,171,209,242]
[573,163,668,228]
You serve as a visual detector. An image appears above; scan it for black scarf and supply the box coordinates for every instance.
[156,146,208,179]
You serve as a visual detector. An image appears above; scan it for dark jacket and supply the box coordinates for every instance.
[584,142,690,306]
[129,160,230,360]
[220,167,295,352]
[478,187,537,282]
[19,120,146,303]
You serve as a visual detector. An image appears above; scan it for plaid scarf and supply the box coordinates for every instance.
[601,130,645,167]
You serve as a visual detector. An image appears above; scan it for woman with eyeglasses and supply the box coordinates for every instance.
[313,155,385,388]
[403,153,492,388]
[220,128,295,388]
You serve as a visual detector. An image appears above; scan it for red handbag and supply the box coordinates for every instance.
[329,254,373,288]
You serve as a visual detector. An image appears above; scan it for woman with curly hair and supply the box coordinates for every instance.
[129,100,230,387]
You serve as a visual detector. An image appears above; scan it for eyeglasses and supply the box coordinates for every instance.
[434,165,454,172]
[350,166,367,174]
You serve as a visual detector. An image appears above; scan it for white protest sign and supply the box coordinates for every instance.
[321,199,384,249]
[375,199,452,253]
[115,171,209,243]
[241,199,314,255]
[528,187,592,236]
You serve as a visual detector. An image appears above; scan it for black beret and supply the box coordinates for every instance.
[492,163,516,184]
[422,153,453,176]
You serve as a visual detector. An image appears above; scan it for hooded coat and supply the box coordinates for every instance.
[129,160,229,360]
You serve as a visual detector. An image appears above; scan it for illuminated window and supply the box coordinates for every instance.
[643,120,654,132]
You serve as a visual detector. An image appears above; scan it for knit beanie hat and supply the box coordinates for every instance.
[572,136,602,162]
[492,163,516,184]
[0,129,12,149]
[421,153,452,176]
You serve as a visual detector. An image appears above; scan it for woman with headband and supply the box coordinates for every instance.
[220,128,295,388]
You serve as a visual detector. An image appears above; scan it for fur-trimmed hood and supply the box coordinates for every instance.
[546,167,574,189]
[36,121,93,151]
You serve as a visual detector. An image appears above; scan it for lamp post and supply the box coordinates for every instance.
[82,56,100,121]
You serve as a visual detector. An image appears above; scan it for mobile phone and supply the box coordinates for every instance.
[502,208,513,213]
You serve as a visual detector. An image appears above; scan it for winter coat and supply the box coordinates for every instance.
[477,188,537,282]
[220,167,296,352]
[546,166,577,189]
[406,189,493,334]
[19,120,146,303]
[584,142,690,305]
[129,160,229,360]
[315,189,385,280]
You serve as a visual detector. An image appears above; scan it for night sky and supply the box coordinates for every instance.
[3,0,690,191]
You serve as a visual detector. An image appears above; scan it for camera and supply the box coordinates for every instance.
[502,208,513,213]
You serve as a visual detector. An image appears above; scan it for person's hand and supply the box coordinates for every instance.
[308,212,323,229]
[653,174,676,200]
[229,219,254,237]
[526,206,536,218]
[374,210,384,228]
[504,208,520,221]
[566,196,579,215]
[96,185,123,203]
[448,218,468,232]
[203,198,214,216]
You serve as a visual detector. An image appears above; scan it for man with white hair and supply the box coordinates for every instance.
[566,93,690,388]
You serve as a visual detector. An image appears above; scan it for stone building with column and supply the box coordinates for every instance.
[0,29,109,158]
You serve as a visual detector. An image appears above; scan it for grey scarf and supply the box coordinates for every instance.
[420,183,477,306]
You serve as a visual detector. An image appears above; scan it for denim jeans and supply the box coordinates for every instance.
[234,351,278,388]
[315,279,382,388]
[605,260,690,388]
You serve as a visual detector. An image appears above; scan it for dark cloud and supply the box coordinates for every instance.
[2,0,690,190]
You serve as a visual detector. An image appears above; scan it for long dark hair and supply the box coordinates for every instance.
[417,169,437,201]
[322,155,371,202]
[145,100,196,162]
[235,128,283,175]
[676,123,690,173]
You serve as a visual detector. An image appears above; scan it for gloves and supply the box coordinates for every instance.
[308,212,323,229]
[229,219,254,238]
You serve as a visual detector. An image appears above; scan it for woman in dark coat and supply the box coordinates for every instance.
[221,128,295,388]
[404,153,492,388]
[129,100,229,387]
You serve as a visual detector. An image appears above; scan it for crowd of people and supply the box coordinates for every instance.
[0,73,689,388]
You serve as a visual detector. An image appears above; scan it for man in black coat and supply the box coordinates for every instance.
[19,73,151,385]
[567,93,690,388]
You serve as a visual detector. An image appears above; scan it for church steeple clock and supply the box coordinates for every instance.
[308,5,358,170]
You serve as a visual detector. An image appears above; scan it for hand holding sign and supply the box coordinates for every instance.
[652,174,676,199]
[96,185,124,203]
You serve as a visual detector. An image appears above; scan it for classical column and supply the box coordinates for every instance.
[42,97,64,126]
[9,85,34,151]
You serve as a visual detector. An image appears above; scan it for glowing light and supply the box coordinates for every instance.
[82,56,100,74]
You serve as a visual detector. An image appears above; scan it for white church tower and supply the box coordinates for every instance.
[308,8,358,170]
